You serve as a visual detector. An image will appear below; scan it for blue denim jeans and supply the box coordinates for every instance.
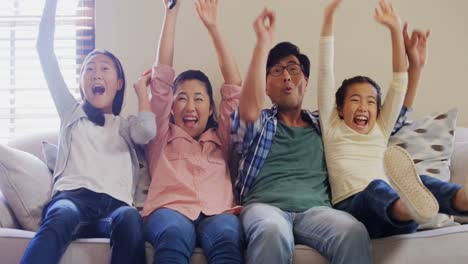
[145,208,244,264]
[335,176,464,239]
[21,188,146,264]
[241,203,371,264]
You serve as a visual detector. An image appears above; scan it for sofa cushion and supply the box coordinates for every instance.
[0,191,19,228]
[389,108,458,181]
[41,141,58,173]
[0,144,52,231]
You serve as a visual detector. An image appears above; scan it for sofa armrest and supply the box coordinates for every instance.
[0,191,19,229]
[450,146,468,186]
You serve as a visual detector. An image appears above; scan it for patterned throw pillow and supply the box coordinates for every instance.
[389,109,459,229]
[389,108,458,181]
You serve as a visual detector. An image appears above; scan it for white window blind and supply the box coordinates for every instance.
[0,0,95,143]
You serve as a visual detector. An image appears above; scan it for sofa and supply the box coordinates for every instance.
[2,127,468,264]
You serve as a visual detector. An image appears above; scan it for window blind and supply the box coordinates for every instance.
[0,0,95,143]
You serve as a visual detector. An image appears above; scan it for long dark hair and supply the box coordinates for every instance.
[335,76,382,117]
[172,70,217,130]
[79,49,126,126]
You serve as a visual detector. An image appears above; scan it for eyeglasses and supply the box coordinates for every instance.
[268,63,303,77]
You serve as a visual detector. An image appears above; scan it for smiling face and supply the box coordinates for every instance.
[266,55,308,110]
[80,54,123,114]
[339,82,379,134]
[172,79,213,139]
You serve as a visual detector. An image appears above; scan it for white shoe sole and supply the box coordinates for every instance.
[384,145,439,224]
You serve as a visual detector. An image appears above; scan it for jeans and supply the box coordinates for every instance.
[335,176,463,238]
[145,208,244,264]
[241,203,371,264]
[21,188,146,264]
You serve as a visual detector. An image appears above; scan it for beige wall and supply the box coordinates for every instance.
[96,0,468,126]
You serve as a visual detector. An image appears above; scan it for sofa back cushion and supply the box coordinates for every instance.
[0,144,52,231]
[0,190,19,228]
[389,108,458,181]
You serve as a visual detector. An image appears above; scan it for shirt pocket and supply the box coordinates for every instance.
[205,143,226,166]
[165,136,192,161]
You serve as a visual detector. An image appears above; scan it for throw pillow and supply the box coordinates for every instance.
[0,144,52,231]
[389,108,458,229]
[134,160,150,212]
[0,191,19,228]
[42,141,58,173]
[389,108,458,181]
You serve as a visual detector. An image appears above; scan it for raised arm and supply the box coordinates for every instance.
[403,22,430,108]
[239,9,276,123]
[149,0,180,141]
[134,70,152,113]
[196,0,241,86]
[374,0,407,73]
[375,0,408,137]
[317,0,342,131]
[321,0,342,37]
[156,0,181,66]
[37,0,77,119]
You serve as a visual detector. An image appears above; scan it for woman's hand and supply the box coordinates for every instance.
[195,0,219,30]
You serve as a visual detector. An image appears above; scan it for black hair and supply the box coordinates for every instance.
[267,42,310,79]
[79,49,126,126]
[172,70,218,130]
[335,76,382,117]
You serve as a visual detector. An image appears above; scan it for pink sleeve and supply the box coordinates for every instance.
[217,84,242,157]
[146,63,175,174]
[150,63,175,140]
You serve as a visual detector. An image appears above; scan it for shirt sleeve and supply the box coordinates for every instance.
[230,108,264,156]
[127,111,157,145]
[378,72,409,139]
[317,36,336,134]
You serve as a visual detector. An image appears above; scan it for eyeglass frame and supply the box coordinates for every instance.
[267,63,304,77]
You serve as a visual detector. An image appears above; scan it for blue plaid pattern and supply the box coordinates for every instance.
[230,104,410,204]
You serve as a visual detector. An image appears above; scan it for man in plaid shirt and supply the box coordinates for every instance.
[230,8,410,264]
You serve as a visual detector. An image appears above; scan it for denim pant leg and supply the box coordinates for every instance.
[21,198,82,264]
[421,175,465,215]
[196,213,244,264]
[240,203,294,264]
[145,208,196,264]
[293,206,371,264]
[106,206,146,264]
[335,179,418,238]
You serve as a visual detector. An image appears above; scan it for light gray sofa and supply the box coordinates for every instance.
[2,128,468,264]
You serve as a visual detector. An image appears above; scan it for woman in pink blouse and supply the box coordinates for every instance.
[142,0,243,263]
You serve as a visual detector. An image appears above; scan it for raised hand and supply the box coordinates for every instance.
[134,69,152,112]
[163,0,181,11]
[374,0,401,30]
[253,8,276,48]
[134,69,151,98]
[195,0,218,30]
[324,0,343,20]
[403,22,431,69]
[322,0,343,36]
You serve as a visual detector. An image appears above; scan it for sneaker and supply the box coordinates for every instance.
[383,145,439,224]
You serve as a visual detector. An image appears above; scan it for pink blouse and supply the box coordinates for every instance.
[142,64,240,220]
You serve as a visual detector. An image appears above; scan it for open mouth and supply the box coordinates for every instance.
[182,116,198,128]
[283,86,293,94]
[92,85,105,95]
[353,115,368,127]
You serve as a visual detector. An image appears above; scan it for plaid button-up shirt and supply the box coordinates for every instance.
[230,104,410,204]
